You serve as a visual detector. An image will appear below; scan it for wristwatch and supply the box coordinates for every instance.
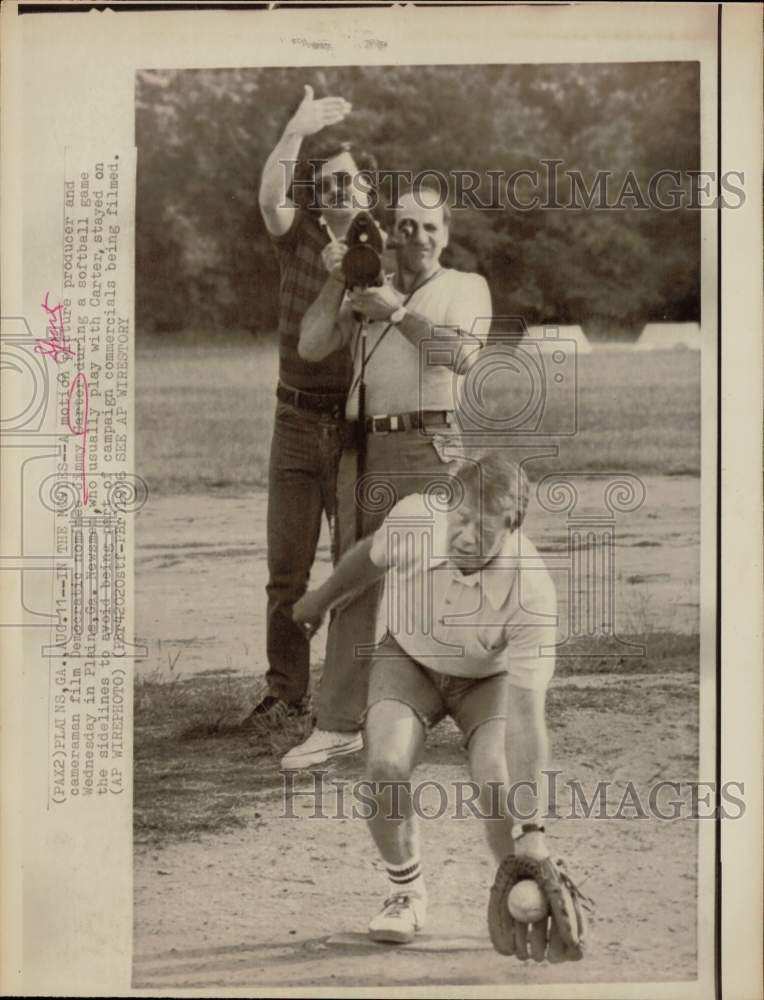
[389,305,407,325]
[511,821,546,841]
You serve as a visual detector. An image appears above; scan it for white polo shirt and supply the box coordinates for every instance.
[369,493,557,690]
[339,268,491,419]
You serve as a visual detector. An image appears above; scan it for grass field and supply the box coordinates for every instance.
[136,340,700,494]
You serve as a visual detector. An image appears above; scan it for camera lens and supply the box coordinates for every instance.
[342,245,382,287]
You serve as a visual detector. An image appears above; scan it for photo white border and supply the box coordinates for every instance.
[0,3,760,997]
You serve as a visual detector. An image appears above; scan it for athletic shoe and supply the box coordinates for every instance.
[242,694,310,727]
[368,893,427,944]
[279,728,363,769]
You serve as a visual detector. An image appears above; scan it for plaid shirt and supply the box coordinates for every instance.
[270,209,353,395]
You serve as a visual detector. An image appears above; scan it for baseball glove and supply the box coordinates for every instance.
[488,854,593,962]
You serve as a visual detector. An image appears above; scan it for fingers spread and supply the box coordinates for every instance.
[321,113,348,128]
[528,919,548,962]
[318,98,351,115]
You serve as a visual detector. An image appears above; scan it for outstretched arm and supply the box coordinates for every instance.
[293,535,387,637]
[506,684,550,859]
[259,85,351,237]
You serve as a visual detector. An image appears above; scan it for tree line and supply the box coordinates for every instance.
[135,63,700,342]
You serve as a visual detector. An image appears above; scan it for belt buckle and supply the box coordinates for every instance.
[371,414,393,435]
[422,411,452,432]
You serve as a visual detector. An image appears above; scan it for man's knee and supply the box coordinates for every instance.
[469,744,509,812]
[364,699,423,791]
[468,720,508,784]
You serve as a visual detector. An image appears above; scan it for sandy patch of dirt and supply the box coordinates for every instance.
[133,670,698,989]
[135,475,699,679]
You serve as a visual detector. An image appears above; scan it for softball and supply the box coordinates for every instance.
[508,879,549,923]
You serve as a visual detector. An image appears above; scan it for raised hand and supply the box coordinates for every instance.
[287,84,352,138]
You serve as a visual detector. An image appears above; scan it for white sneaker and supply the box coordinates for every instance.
[368,893,427,944]
[279,728,363,769]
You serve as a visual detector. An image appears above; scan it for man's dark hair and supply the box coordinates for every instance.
[290,139,379,212]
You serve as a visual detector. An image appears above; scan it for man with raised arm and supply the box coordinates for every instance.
[249,84,378,736]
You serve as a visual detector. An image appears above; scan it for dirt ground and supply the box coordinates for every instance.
[135,475,699,679]
[133,475,700,990]
[133,672,699,990]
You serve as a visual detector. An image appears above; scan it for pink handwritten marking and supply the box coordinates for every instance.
[36,293,74,362]
[38,291,92,508]
[66,371,90,505]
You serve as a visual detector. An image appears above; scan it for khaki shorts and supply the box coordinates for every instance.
[366,633,508,746]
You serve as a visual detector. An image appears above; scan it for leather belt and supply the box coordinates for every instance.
[277,382,347,418]
[343,410,454,445]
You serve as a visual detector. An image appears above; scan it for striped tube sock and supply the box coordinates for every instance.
[386,857,425,899]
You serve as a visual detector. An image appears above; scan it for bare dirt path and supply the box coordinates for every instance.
[133,671,699,990]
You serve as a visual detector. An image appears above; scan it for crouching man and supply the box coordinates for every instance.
[293,450,560,953]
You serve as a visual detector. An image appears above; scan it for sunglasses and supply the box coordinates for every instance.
[318,171,353,195]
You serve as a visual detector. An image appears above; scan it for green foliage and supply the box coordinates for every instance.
[135,64,700,339]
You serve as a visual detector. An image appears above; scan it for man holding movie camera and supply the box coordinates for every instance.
[281,182,492,768]
[250,85,379,722]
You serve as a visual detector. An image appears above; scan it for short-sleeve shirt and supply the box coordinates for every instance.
[338,268,491,418]
[269,209,352,395]
[369,492,557,691]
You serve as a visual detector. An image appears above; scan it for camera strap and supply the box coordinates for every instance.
[318,214,339,244]
[355,320,368,541]
[349,267,445,401]
[352,266,444,541]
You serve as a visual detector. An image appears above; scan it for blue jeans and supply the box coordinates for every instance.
[265,401,343,704]
[315,428,457,732]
